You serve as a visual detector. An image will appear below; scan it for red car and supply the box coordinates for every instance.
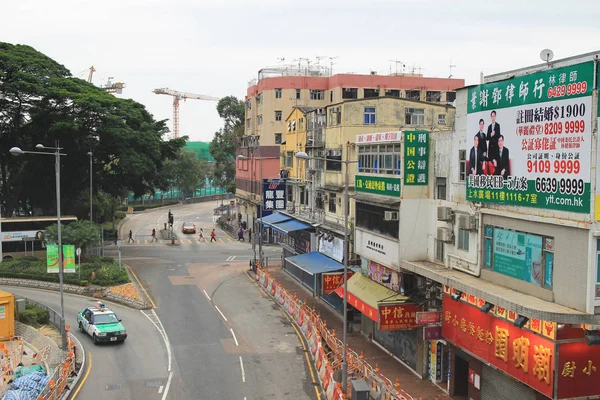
[181,222,196,234]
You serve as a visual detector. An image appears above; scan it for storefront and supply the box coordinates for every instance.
[285,251,344,294]
[316,233,345,310]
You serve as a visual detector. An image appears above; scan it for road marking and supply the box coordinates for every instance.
[219,238,224,243]
[158,385,164,394]
[161,372,173,400]
[230,328,239,346]
[126,265,157,308]
[203,289,211,301]
[188,239,192,244]
[136,240,140,244]
[227,238,233,242]
[141,309,172,372]
[239,356,246,383]
[179,240,184,244]
[214,305,228,322]
[71,352,92,399]
[226,256,236,261]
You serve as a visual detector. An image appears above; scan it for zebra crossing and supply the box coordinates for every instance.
[125,237,238,246]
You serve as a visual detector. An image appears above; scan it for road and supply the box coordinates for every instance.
[5,286,170,400]
[107,202,316,400]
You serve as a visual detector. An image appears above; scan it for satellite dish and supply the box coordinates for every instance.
[540,49,554,63]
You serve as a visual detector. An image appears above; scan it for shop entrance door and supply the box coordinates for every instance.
[453,354,469,398]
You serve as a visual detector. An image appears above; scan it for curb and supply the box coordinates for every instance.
[123,264,154,309]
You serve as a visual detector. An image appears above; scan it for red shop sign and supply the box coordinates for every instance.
[379,303,418,331]
[416,311,441,324]
[322,271,353,295]
[442,296,554,398]
[557,341,600,399]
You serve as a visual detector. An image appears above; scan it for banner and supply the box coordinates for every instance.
[63,245,76,273]
[262,179,286,212]
[466,61,594,213]
[46,244,59,273]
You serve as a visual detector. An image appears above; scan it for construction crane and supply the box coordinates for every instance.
[153,88,220,139]
[87,65,125,94]
[87,66,96,83]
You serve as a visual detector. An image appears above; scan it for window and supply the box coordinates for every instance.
[316,192,324,210]
[326,149,342,171]
[405,90,420,100]
[435,239,444,262]
[258,114,263,125]
[356,202,399,239]
[485,226,554,288]
[245,100,251,109]
[364,107,376,125]
[438,114,446,125]
[426,91,441,102]
[328,193,337,213]
[329,107,341,126]
[458,228,469,251]
[296,89,301,100]
[446,92,456,103]
[435,177,447,200]
[385,89,400,98]
[364,88,379,98]
[459,150,466,181]
[275,88,282,99]
[330,91,333,102]
[596,240,600,297]
[405,108,424,125]
[342,88,358,99]
[256,93,262,104]
[246,118,251,128]
[336,107,342,124]
[358,144,401,175]
[310,90,324,100]
[275,133,282,144]
[284,151,293,168]
[299,118,304,130]
[275,111,282,121]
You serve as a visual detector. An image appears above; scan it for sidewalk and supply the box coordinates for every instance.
[267,266,450,400]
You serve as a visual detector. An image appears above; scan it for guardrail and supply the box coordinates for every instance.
[256,268,415,400]
[15,296,64,334]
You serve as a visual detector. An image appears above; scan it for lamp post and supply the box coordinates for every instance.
[87,150,93,223]
[295,147,357,394]
[10,142,67,349]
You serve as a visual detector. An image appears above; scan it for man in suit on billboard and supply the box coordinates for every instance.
[476,118,488,157]
[493,135,510,178]
[487,110,500,161]
[469,134,486,175]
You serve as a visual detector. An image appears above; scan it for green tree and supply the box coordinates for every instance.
[0,42,185,217]
[160,149,209,198]
[210,96,244,193]
[45,220,100,250]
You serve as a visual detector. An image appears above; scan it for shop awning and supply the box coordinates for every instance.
[271,219,312,234]
[257,213,292,225]
[285,252,344,275]
[335,273,408,323]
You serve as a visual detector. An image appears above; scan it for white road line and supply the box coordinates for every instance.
[239,356,246,383]
[230,328,239,346]
[203,289,212,301]
[140,310,173,372]
[215,305,228,322]
[161,372,173,400]
[158,385,164,394]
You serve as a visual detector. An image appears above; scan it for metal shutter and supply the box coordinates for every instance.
[480,364,537,400]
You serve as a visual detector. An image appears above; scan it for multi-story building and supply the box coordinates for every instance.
[236,63,464,233]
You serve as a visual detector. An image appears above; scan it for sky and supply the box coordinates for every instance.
[2,0,599,142]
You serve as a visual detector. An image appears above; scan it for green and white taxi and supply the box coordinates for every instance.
[77,302,127,345]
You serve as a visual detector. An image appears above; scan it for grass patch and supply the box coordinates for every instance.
[0,256,129,287]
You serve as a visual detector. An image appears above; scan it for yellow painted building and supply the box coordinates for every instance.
[281,106,313,181]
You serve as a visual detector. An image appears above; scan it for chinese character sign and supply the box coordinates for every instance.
[442,296,554,398]
[379,303,418,331]
[263,179,286,211]
[355,175,401,197]
[488,227,544,286]
[466,61,595,213]
[404,130,429,185]
[322,271,353,294]
[356,131,400,144]
[557,342,600,399]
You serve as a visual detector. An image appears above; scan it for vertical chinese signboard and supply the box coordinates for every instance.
[46,244,59,273]
[556,341,600,399]
[466,61,594,213]
[404,130,429,185]
[63,245,76,273]
[262,179,286,214]
[355,175,401,197]
[378,303,418,330]
[442,296,554,397]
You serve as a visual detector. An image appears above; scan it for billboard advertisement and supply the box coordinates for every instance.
[262,179,286,212]
[466,61,594,213]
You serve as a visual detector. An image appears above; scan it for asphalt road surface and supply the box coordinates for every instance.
[4,286,170,400]
[106,202,316,400]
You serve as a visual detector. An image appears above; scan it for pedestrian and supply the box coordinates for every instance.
[151,228,158,243]
[210,229,217,242]
[199,228,205,242]
[128,230,134,243]
[237,226,245,242]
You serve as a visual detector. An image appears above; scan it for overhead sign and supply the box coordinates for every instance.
[466,61,594,213]
[262,179,286,212]
[355,175,400,197]
[356,131,400,144]
[416,311,442,325]
[378,303,418,331]
[404,130,429,185]
[442,296,554,398]
[322,271,353,294]
[355,228,399,268]
[557,341,600,399]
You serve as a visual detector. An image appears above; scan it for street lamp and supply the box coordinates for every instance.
[10,142,68,349]
[295,148,358,394]
[238,154,264,270]
[87,151,93,223]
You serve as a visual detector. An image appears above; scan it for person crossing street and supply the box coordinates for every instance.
[210,229,217,243]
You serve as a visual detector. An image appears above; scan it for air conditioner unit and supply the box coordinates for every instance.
[458,215,477,231]
[384,211,399,221]
[437,207,453,222]
[438,117,446,125]
[437,227,453,243]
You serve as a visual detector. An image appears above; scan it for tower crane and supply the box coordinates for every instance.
[153,88,220,139]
